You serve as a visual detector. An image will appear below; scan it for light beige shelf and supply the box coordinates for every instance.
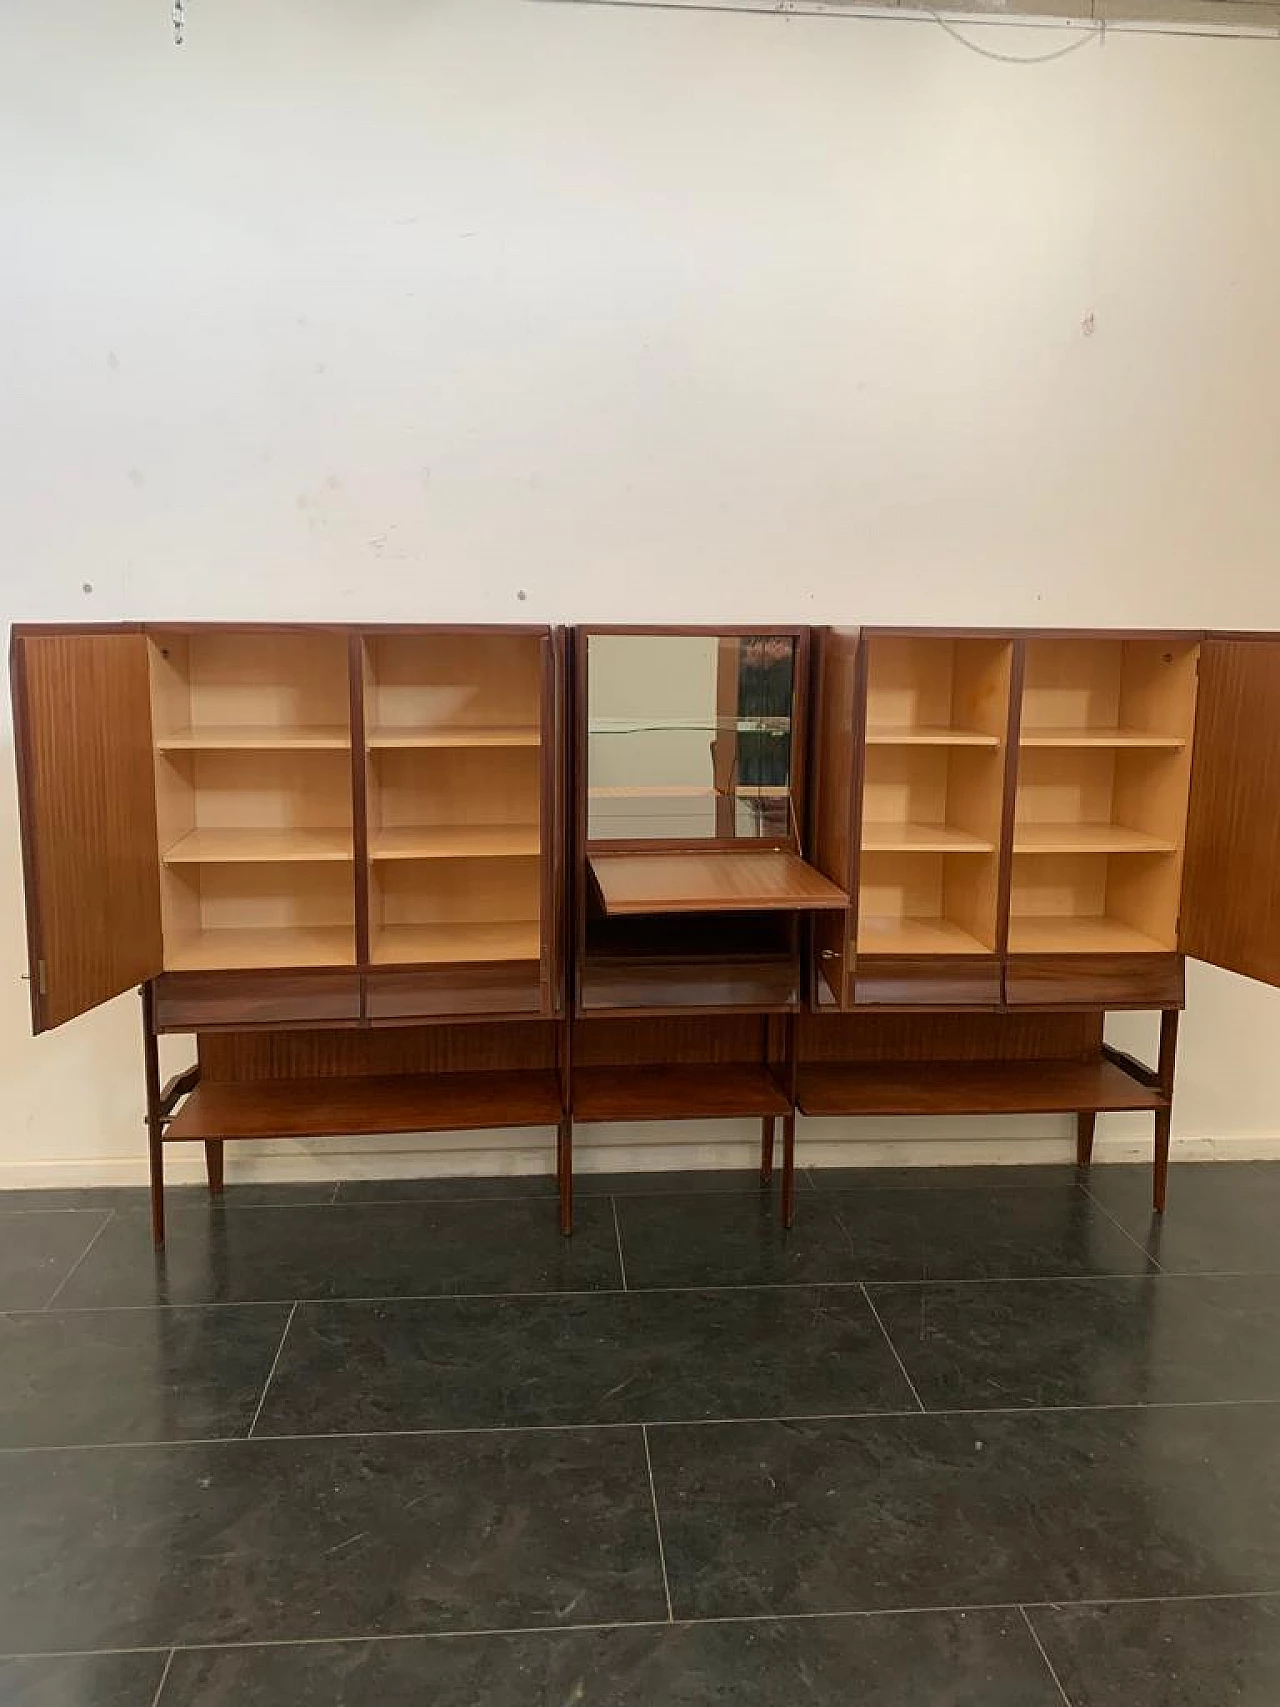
[1008,915,1172,954]
[155,725,351,752]
[165,925,356,971]
[857,916,994,955]
[367,725,540,749]
[865,726,1001,748]
[861,822,995,855]
[369,825,539,860]
[1019,727,1187,750]
[371,920,541,964]
[1013,824,1176,855]
[162,828,353,865]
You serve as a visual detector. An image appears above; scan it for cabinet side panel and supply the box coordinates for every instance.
[12,631,162,1030]
[1182,638,1280,986]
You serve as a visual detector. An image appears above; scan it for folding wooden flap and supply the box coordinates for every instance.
[1182,636,1280,987]
[11,628,163,1031]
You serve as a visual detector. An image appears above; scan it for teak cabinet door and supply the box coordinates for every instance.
[1181,636,1280,987]
[11,628,163,1032]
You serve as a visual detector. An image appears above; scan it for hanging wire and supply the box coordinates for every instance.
[173,0,185,45]
[927,10,1101,59]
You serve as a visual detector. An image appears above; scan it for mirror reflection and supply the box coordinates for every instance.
[587,633,795,841]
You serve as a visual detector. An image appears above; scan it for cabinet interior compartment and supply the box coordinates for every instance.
[363,632,542,746]
[581,911,797,1010]
[371,856,541,965]
[1010,639,1198,954]
[149,630,352,748]
[1007,850,1180,953]
[160,862,356,969]
[1019,638,1199,746]
[864,636,1011,745]
[856,851,998,955]
[366,745,542,964]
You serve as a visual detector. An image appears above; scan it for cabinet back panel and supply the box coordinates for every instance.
[165,864,356,932]
[573,1015,768,1067]
[1022,641,1124,731]
[364,633,541,731]
[199,1022,556,1081]
[799,1010,1103,1062]
[1015,749,1116,826]
[373,857,540,928]
[1010,853,1108,919]
[158,751,354,832]
[369,747,539,831]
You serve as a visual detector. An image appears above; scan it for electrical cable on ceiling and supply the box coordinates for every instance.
[927,11,1101,59]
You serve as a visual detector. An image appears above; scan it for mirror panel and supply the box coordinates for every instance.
[586,633,795,842]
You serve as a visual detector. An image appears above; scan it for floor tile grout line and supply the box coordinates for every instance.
[13,1390,1280,1456]
[611,1198,629,1291]
[246,1302,300,1438]
[148,1648,175,1707]
[641,1425,675,1623]
[1078,1181,1166,1273]
[4,1265,1253,1317]
[1019,1606,1076,1706]
[40,1210,115,1312]
[859,1283,927,1413]
[12,1586,1280,1663]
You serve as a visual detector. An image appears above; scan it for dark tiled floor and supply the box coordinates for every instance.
[1,1159,1279,1704]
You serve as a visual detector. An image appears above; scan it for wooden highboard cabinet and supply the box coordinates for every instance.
[797,627,1280,1222]
[10,621,1280,1244]
[11,623,567,1242]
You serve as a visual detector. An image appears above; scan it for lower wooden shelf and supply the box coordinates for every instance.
[371,920,541,964]
[798,1057,1168,1118]
[573,1064,790,1123]
[165,1070,562,1141]
[165,926,355,971]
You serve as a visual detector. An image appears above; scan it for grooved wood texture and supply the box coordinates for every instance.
[798,1010,1104,1063]
[1183,638,1280,986]
[12,631,163,1029]
[197,1022,557,1081]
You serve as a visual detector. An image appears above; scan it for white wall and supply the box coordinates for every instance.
[2,0,1279,1185]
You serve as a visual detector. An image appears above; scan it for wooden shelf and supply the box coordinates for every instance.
[165,925,355,971]
[1013,824,1176,855]
[162,828,353,865]
[798,1056,1168,1119]
[1008,916,1172,954]
[166,1070,562,1142]
[589,850,847,916]
[371,920,541,965]
[155,725,351,752]
[367,725,539,749]
[573,1063,790,1123]
[857,916,994,956]
[1019,727,1187,750]
[369,825,539,861]
[866,726,1000,748]
[861,823,994,855]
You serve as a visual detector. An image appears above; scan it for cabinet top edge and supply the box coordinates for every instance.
[10,622,556,639]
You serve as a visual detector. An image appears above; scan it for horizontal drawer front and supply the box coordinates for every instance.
[1005,954,1185,1008]
[153,971,361,1030]
[365,966,544,1021]
[853,957,1001,1008]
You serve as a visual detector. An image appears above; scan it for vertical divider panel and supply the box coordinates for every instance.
[995,637,1026,966]
[349,632,371,968]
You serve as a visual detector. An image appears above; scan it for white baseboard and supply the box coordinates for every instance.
[2,1128,1279,1192]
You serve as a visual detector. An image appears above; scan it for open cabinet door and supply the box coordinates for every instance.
[11,628,163,1032]
[1181,636,1280,987]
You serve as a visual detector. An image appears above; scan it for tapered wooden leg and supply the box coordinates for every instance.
[1153,1107,1171,1213]
[760,1116,776,1185]
[781,1113,797,1229]
[1076,1112,1096,1170]
[204,1140,225,1197]
[141,984,165,1249]
[557,1115,573,1236]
